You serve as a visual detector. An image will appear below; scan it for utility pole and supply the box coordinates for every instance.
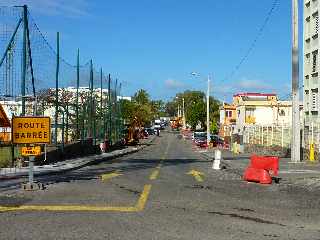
[291,0,300,162]
[207,75,210,147]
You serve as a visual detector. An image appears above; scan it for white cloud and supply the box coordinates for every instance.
[236,78,272,90]
[164,79,186,90]
[1,0,91,18]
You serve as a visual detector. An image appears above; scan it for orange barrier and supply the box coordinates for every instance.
[243,155,279,184]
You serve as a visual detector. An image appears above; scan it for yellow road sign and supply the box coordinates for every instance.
[21,146,41,156]
[12,116,51,144]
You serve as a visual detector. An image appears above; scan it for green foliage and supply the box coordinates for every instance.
[210,121,219,134]
[132,89,150,105]
[120,89,166,127]
[166,90,221,131]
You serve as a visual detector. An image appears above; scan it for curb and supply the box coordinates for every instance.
[0,136,156,180]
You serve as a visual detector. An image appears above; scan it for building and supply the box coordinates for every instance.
[304,0,320,126]
[219,103,236,137]
[219,93,303,136]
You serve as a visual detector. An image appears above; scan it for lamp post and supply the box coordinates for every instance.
[182,97,186,129]
[191,72,211,147]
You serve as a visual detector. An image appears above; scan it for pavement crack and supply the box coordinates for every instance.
[233,207,255,213]
[185,184,212,190]
[207,211,286,227]
[114,183,141,195]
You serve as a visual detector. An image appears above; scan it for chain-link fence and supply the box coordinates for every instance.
[0,6,124,168]
[223,123,320,161]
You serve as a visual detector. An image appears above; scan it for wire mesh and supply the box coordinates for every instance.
[0,6,123,168]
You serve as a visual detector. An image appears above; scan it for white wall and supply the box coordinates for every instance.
[254,107,273,125]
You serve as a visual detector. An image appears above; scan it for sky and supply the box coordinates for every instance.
[1,0,303,102]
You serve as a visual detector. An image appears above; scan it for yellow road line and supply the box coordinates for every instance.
[149,169,160,180]
[135,184,152,211]
[0,135,169,213]
[0,184,152,212]
[0,205,137,212]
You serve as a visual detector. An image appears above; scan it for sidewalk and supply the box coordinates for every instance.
[200,148,320,190]
[0,136,156,179]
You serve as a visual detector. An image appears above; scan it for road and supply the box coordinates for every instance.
[0,131,320,240]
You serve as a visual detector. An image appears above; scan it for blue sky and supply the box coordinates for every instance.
[2,0,303,102]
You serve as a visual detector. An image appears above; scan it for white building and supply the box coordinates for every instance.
[304,0,320,126]
[232,93,303,135]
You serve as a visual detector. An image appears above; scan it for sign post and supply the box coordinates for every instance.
[12,116,51,190]
[28,156,35,184]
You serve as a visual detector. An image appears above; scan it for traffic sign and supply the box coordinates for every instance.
[21,146,41,156]
[12,116,51,144]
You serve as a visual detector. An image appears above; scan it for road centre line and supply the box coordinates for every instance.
[148,137,170,180]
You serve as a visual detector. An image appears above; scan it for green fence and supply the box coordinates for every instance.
[0,5,125,167]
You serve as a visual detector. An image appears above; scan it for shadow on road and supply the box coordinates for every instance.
[0,157,206,193]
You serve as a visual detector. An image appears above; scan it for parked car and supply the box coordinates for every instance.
[192,131,206,141]
[210,135,224,147]
[145,128,155,135]
[194,136,207,147]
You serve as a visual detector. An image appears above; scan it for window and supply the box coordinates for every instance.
[312,50,318,72]
[311,88,319,111]
[279,109,285,116]
[315,12,319,36]
[306,53,311,72]
[225,110,232,118]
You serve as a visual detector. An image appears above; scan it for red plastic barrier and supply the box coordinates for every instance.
[250,155,279,176]
[243,155,279,184]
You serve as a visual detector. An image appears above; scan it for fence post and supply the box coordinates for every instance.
[100,68,103,141]
[76,49,80,140]
[271,125,274,146]
[281,122,284,148]
[108,74,112,146]
[89,59,93,144]
[54,32,59,147]
[21,5,28,116]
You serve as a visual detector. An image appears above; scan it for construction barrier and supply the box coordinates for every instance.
[243,155,279,184]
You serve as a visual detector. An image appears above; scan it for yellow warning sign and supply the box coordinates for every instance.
[21,146,41,156]
[12,117,51,144]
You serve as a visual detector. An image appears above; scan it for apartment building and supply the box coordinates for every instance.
[304,0,320,126]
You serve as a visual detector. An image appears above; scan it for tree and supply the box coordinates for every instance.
[120,89,155,127]
[132,89,150,105]
[165,90,221,131]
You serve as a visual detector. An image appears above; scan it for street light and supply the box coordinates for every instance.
[191,72,211,147]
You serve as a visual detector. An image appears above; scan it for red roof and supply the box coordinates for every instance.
[233,92,277,97]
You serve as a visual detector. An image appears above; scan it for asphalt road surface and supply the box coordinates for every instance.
[0,131,320,240]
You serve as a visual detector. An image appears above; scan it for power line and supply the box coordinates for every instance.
[220,0,280,85]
